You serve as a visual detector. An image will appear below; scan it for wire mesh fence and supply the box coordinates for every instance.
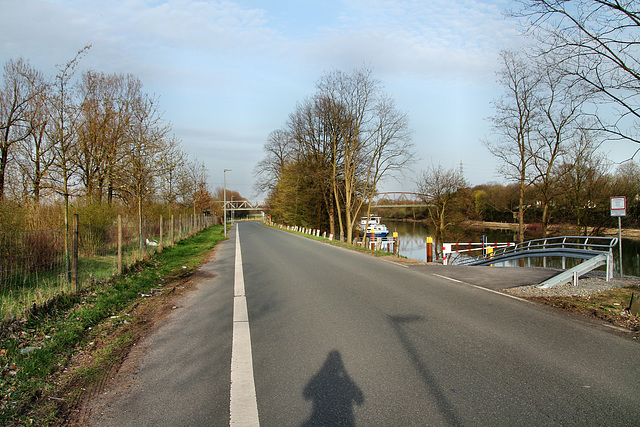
[1,214,220,321]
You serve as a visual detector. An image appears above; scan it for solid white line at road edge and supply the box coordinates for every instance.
[432,273,532,303]
[230,228,260,426]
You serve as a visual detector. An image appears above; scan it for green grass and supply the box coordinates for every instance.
[551,286,640,315]
[0,255,120,322]
[0,236,205,322]
[0,224,227,425]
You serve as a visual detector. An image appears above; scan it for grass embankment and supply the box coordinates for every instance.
[2,246,159,322]
[530,287,640,335]
[0,225,227,425]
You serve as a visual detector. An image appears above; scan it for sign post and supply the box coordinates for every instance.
[610,196,626,277]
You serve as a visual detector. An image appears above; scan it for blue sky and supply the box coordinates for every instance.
[2,0,633,198]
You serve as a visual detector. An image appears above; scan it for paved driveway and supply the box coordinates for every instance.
[407,264,559,290]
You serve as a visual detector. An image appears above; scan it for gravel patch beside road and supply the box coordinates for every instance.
[503,272,640,298]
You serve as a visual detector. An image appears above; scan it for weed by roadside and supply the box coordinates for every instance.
[527,286,640,337]
[0,225,226,425]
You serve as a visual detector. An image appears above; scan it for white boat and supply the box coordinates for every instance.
[356,215,390,237]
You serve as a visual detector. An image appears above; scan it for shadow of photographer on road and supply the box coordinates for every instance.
[302,350,364,426]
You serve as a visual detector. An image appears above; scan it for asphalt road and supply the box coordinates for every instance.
[92,221,640,426]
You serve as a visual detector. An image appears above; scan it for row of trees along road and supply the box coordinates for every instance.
[254,67,415,244]
[258,1,640,249]
[482,0,640,242]
[0,47,215,237]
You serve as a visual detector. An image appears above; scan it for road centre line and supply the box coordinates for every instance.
[432,273,532,303]
[230,228,260,426]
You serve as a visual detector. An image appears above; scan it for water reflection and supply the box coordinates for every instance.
[386,220,640,277]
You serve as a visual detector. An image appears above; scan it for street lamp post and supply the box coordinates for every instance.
[224,169,231,237]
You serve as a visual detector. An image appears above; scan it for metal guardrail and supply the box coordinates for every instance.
[451,236,618,287]
[453,236,618,267]
[537,253,612,288]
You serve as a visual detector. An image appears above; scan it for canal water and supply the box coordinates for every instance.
[386,220,640,277]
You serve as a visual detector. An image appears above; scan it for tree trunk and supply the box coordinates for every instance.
[518,178,526,243]
[542,202,549,237]
[329,207,335,237]
[0,145,8,200]
[333,184,344,241]
[138,191,143,252]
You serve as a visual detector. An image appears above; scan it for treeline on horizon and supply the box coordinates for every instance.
[0,46,226,231]
[382,175,640,233]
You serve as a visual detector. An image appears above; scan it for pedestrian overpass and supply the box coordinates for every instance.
[220,200,268,211]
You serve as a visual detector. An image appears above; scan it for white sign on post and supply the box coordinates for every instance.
[611,196,626,277]
[610,196,626,217]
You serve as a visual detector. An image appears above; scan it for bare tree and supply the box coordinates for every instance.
[556,127,611,234]
[76,70,114,200]
[613,160,640,202]
[316,67,413,243]
[530,58,586,236]
[511,0,640,146]
[0,58,44,199]
[287,96,342,236]
[157,139,186,211]
[316,68,378,243]
[257,67,413,240]
[484,50,541,242]
[123,92,170,250]
[416,164,467,259]
[17,69,53,203]
[179,158,210,217]
[48,46,90,261]
[361,94,414,231]
[253,128,295,196]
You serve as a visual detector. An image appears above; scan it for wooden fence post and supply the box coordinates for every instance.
[142,216,147,256]
[170,215,174,246]
[71,214,79,292]
[117,214,123,275]
[159,215,164,253]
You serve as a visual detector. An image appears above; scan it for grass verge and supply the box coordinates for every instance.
[264,223,407,259]
[0,225,226,425]
[529,286,640,336]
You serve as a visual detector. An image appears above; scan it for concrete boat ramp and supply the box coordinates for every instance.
[406,264,559,291]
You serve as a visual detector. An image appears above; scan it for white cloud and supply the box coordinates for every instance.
[280,0,521,84]
[0,0,527,194]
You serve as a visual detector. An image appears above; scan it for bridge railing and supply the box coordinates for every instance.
[452,235,618,267]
